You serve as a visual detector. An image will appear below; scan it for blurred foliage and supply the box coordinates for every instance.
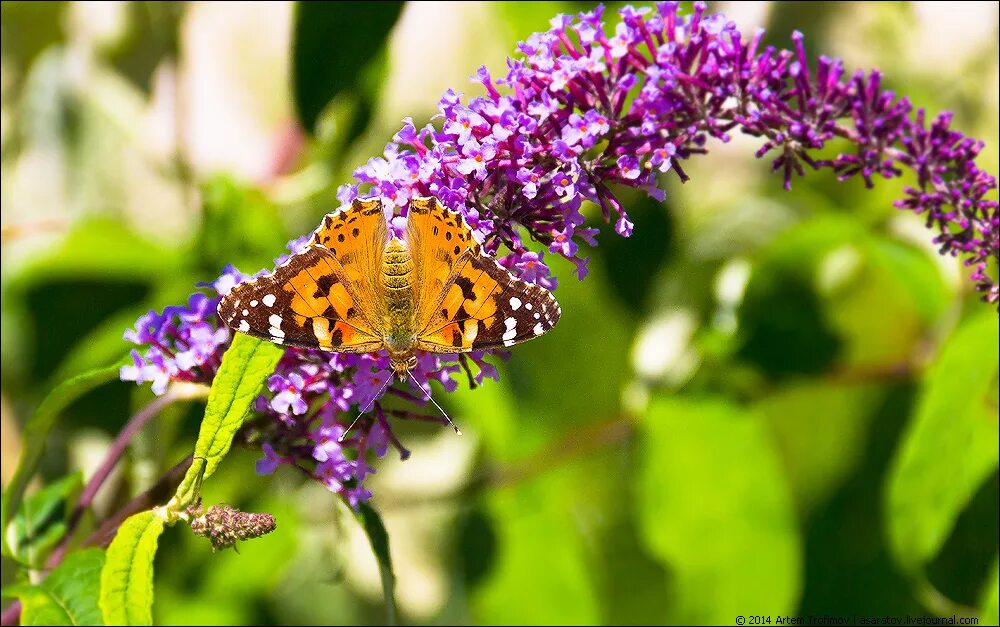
[1,2,998,626]
[4,548,104,626]
[292,2,404,135]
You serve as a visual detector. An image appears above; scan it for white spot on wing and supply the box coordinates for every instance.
[509,297,522,310]
[525,303,532,310]
[262,294,276,307]
[238,320,250,333]
[533,322,544,335]
[242,309,249,316]
[502,317,517,342]
[267,313,285,339]
[250,300,259,307]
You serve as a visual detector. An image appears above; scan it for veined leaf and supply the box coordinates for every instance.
[2,362,124,555]
[99,511,165,626]
[4,548,105,626]
[167,334,283,512]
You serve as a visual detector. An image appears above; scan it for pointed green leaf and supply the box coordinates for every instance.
[99,510,165,626]
[168,334,283,512]
[637,396,801,623]
[4,548,105,626]
[887,311,1000,572]
[355,503,397,626]
[7,473,82,568]
[2,362,123,555]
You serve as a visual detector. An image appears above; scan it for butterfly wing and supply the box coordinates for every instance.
[406,196,482,332]
[218,198,389,352]
[416,253,561,352]
[312,197,389,326]
[218,246,384,352]
[406,197,560,353]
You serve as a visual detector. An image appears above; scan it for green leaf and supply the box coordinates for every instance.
[292,1,404,132]
[8,217,181,285]
[2,363,124,555]
[191,176,289,274]
[355,503,397,626]
[755,381,883,514]
[981,558,999,626]
[167,334,284,512]
[5,548,105,626]
[637,396,801,623]
[887,311,1000,572]
[737,216,860,377]
[825,235,949,368]
[7,473,82,568]
[471,474,601,625]
[99,510,165,626]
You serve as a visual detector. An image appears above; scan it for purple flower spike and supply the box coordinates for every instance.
[123,2,998,509]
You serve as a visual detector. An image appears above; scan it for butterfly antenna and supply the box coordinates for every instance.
[406,370,462,435]
[338,374,394,442]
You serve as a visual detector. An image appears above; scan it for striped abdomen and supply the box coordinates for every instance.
[382,239,415,349]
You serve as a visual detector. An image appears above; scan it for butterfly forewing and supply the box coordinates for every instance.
[406,197,481,332]
[313,197,389,325]
[218,246,383,352]
[218,199,389,353]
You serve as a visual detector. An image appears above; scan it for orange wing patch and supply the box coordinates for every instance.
[313,197,389,325]
[406,196,481,332]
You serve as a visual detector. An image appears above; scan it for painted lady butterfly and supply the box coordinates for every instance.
[218,196,561,378]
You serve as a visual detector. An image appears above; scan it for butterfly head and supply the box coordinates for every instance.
[389,353,417,378]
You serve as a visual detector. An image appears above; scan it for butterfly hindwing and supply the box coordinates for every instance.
[416,253,561,353]
[218,245,383,353]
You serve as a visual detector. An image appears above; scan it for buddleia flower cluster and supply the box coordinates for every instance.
[122,2,998,507]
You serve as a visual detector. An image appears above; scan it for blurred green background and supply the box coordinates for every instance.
[1,2,998,625]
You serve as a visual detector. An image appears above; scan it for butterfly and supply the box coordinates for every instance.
[217,196,561,380]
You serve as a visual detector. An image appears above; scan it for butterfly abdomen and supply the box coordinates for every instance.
[382,239,416,348]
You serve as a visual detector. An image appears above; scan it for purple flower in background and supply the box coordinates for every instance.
[123,1,998,509]
[268,372,309,416]
[121,291,235,394]
[311,424,346,463]
[256,443,285,475]
[456,138,497,179]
